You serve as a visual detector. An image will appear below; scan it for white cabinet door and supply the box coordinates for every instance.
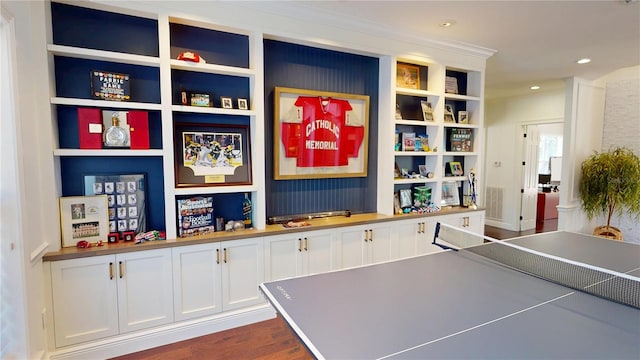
[172,243,222,322]
[338,223,393,269]
[301,230,336,276]
[437,211,486,247]
[221,238,265,312]
[50,255,119,347]
[367,223,393,264]
[116,249,173,334]
[264,234,299,282]
[265,230,337,281]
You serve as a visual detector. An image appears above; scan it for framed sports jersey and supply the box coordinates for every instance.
[274,87,370,180]
[174,122,252,187]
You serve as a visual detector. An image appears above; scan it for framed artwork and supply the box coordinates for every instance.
[59,195,109,247]
[221,96,233,109]
[441,181,461,207]
[458,110,469,124]
[396,63,420,90]
[421,101,434,121]
[274,87,369,180]
[444,104,456,123]
[84,173,147,237]
[445,76,459,94]
[237,98,248,110]
[448,161,464,176]
[174,122,252,187]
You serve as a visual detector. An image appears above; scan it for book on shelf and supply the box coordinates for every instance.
[177,196,215,238]
[446,128,473,152]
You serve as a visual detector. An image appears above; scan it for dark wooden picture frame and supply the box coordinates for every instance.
[174,122,252,187]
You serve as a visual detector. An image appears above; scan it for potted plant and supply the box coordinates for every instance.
[579,147,640,240]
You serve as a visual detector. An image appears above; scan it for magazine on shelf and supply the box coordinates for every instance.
[177,196,215,238]
[446,128,473,152]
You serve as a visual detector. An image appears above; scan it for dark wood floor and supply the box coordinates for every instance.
[113,220,557,360]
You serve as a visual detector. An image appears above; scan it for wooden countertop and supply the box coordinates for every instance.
[43,208,484,262]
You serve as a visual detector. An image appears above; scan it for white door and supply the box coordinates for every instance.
[172,243,222,321]
[337,226,367,269]
[117,249,173,334]
[264,234,299,281]
[367,223,393,264]
[521,125,539,231]
[303,230,336,275]
[221,238,264,311]
[50,256,119,347]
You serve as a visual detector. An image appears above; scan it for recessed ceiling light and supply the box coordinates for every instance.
[577,58,591,64]
[439,20,456,28]
[530,86,540,90]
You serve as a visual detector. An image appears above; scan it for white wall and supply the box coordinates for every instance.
[2,1,56,359]
[599,66,640,244]
[484,88,565,230]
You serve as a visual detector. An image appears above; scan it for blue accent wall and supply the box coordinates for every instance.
[264,40,379,218]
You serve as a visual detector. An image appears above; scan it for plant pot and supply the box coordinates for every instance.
[593,226,623,241]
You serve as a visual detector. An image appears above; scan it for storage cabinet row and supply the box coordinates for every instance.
[46,211,484,348]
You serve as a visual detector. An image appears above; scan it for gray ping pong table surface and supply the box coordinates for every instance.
[260,231,640,359]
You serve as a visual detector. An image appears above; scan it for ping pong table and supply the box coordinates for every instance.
[260,224,640,359]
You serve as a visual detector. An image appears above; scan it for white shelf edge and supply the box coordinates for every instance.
[395,88,440,97]
[442,176,468,182]
[170,60,254,77]
[47,44,160,67]
[393,178,438,185]
[394,151,439,157]
[443,123,480,129]
[442,152,479,156]
[53,149,163,157]
[174,185,258,196]
[444,93,481,101]
[51,97,163,110]
[395,119,438,126]
[171,105,255,116]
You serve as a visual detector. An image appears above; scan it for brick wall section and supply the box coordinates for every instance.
[602,77,640,244]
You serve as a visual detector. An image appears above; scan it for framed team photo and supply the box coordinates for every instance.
[274,87,370,180]
[59,195,109,247]
[174,122,252,187]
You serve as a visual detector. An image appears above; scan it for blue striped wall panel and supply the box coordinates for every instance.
[264,40,379,218]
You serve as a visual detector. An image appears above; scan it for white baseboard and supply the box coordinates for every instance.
[47,304,276,360]
[485,219,517,231]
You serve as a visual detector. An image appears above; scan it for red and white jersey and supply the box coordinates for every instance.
[281,96,364,167]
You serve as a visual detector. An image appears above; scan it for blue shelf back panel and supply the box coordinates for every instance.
[264,40,380,217]
[170,23,249,69]
[60,156,165,230]
[171,70,250,106]
[54,56,161,103]
[51,2,159,57]
[57,106,162,149]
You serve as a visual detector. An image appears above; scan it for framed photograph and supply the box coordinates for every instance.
[419,164,428,177]
[394,192,402,214]
[274,87,369,180]
[237,98,248,110]
[458,110,469,124]
[181,90,213,107]
[221,96,233,109]
[396,63,420,90]
[59,195,109,247]
[445,76,459,94]
[174,122,252,187]
[399,189,412,208]
[420,101,434,121]
[444,104,456,123]
[441,181,461,207]
[84,173,147,237]
[448,161,464,176]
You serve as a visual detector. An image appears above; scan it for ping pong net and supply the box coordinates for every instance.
[433,222,640,309]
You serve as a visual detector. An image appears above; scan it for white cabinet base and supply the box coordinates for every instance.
[46,304,275,360]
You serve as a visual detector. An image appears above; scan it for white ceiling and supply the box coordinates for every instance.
[247,0,640,98]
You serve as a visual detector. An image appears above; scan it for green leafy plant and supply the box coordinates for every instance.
[579,147,640,235]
